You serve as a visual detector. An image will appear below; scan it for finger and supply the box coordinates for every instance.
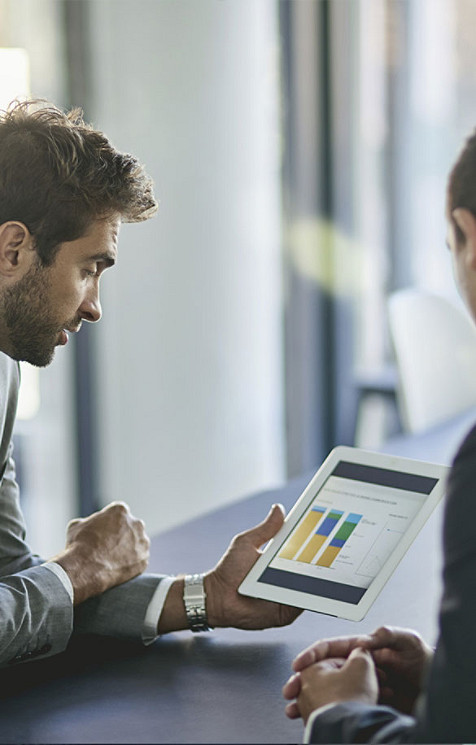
[282,673,301,700]
[293,635,371,672]
[346,646,375,672]
[292,645,319,671]
[367,626,395,647]
[242,503,285,548]
[293,640,335,670]
[135,518,148,535]
[285,701,301,719]
[101,500,130,514]
[108,500,130,510]
[366,625,413,651]
[372,647,400,667]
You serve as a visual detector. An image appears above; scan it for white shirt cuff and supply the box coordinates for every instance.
[304,704,340,743]
[42,561,74,603]
[142,576,175,645]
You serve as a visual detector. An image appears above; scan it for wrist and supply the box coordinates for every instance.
[202,571,225,628]
[183,573,213,632]
[51,545,102,605]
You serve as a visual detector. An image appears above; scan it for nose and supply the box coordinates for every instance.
[79,285,102,323]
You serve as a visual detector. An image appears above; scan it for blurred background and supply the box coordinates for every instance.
[0,0,474,557]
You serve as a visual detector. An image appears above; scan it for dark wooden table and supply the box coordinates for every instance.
[1,409,472,743]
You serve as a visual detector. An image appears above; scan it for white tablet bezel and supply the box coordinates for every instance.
[239,446,448,621]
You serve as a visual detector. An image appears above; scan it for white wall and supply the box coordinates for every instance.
[89,0,285,534]
[0,0,76,556]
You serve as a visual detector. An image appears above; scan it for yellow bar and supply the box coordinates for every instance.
[279,509,325,560]
[296,533,327,563]
[316,545,341,568]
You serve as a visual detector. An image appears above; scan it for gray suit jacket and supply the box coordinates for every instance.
[0,352,166,667]
[308,423,476,744]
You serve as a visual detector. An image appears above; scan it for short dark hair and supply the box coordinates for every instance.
[448,129,476,243]
[0,99,158,265]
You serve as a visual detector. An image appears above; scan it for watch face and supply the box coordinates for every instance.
[184,574,212,631]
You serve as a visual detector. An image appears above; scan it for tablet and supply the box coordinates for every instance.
[239,446,448,621]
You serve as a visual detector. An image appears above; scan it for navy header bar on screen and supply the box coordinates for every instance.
[258,567,366,605]
[332,461,438,495]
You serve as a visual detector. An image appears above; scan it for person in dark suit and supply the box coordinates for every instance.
[282,128,476,743]
[0,99,299,667]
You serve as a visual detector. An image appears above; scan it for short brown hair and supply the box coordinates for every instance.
[448,129,476,243]
[0,99,158,265]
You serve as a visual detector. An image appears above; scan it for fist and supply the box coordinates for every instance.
[55,502,150,604]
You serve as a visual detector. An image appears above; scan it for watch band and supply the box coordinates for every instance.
[183,573,213,632]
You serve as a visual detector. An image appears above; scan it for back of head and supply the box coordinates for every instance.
[0,99,158,265]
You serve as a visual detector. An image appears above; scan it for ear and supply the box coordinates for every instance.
[0,222,36,278]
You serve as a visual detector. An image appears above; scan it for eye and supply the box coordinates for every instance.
[83,265,98,278]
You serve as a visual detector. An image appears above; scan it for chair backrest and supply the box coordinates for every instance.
[387,288,476,433]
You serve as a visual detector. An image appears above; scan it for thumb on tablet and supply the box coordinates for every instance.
[248,503,285,547]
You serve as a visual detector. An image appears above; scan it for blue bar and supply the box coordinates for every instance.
[316,510,344,537]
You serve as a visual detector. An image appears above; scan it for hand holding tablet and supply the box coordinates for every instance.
[239,447,448,621]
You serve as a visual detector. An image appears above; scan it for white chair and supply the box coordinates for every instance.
[387,288,476,433]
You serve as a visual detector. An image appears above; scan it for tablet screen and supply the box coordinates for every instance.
[256,459,439,606]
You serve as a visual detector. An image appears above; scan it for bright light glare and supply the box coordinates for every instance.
[0,49,38,420]
[17,362,40,420]
[0,48,30,109]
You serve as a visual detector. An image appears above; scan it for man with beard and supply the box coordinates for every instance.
[0,100,299,667]
[282,128,476,743]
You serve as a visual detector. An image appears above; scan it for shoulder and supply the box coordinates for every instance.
[447,421,476,491]
[451,421,476,461]
[443,421,476,552]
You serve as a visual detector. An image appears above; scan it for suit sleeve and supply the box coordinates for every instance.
[307,424,476,744]
[73,572,168,640]
[306,702,416,743]
[0,354,170,661]
[0,564,73,666]
[0,437,168,651]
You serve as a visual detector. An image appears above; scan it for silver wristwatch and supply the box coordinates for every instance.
[183,573,213,632]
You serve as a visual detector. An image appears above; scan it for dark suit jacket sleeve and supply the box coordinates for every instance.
[307,702,416,743]
[308,423,476,744]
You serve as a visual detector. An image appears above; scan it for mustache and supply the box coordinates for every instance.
[63,318,83,334]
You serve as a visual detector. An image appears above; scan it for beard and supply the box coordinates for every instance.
[3,262,69,367]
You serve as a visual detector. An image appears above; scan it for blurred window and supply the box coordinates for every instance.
[0,48,30,104]
[0,50,40,422]
[281,0,476,467]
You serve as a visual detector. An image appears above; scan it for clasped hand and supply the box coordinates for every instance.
[283,626,434,723]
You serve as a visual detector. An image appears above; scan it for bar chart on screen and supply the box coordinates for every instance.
[316,512,363,567]
[276,500,409,587]
[279,505,364,566]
